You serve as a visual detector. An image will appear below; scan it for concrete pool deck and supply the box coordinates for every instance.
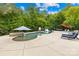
[0,31,79,56]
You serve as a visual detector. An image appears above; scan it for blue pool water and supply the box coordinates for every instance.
[12,31,46,41]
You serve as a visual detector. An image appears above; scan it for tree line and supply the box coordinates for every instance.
[0,4,79,35]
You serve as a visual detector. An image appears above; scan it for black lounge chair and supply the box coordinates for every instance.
[61,32,78,39]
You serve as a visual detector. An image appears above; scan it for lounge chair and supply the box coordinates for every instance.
[61,32,78,39]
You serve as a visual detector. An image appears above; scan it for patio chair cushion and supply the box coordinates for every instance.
[67,32,78,39]
[61,32,78,39]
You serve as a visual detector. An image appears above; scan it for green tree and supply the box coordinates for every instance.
[63,6,79,30]
[47,12,65,30]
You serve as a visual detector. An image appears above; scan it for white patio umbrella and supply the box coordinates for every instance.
[14,26,31,31]
[13,26,31,40]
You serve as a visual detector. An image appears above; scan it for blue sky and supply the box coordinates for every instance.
[16,3,79,14]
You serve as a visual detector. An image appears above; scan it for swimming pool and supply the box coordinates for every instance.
[12,31,45,41]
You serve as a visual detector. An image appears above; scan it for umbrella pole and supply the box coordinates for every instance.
[22,31,24,41]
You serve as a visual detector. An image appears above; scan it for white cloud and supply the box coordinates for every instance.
[47,11,58,14]
[39,8,45,11]
[36,3,60,13]
[46,3,60,8]
[36,3,41,7]
[20,6,25,11]
[36,3,60,8]
[43,3,60,9]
